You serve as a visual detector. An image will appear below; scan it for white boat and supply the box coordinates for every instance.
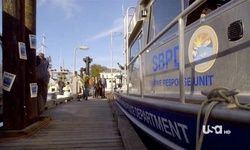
[47,69,73,100]
[117,0,250,149]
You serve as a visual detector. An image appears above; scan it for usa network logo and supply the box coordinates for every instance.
[202,125,231,134]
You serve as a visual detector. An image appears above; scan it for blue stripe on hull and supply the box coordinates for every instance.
[116,98,250,150]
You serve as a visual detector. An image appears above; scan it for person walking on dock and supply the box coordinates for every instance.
[81,72,90,100]
[93,77,100,98]
[36,53,50,115]
[99,75,107,98]
[58,77,65,95]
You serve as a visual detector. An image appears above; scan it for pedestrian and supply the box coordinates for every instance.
[93,77,100,98]
[58,77,65,95]
[99,75,107,98]
[36,53,50,115]
[92,77,96,98]
[81,72,90,100]
[63,82,72,96]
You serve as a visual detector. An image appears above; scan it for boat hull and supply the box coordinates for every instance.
[116,94,250,150]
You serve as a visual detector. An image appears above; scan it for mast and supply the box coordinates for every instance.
[37,34,46,54]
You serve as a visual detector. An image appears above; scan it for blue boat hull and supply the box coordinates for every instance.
[116,95,250,150]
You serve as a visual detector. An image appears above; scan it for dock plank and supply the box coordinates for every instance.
[0,99,125,150]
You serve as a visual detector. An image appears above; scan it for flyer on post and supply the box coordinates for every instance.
[29,34,36,49]
[30,83,38,98]
[3,71,16,92]
[18,42,27,60]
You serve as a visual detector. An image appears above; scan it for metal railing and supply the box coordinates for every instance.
[125,6,136,95]
[126,0,207,103]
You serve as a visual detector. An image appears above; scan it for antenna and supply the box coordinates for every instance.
[60,47,62,69]
[122,5,124,17]
[37,34,47,54]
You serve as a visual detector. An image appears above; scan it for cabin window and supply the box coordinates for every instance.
[186,0,231,26]
[148,0,182,43]
[130,33,142,72]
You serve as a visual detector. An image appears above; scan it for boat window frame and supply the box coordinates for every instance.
[186,0,232,26]
[147,0,182,45]
[129,31,142,72]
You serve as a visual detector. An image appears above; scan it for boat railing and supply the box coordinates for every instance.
[124,6,136,95]
[126,0,207,103]
[124,7,136,40]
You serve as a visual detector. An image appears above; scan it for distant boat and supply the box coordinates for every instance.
[47,69,73,100]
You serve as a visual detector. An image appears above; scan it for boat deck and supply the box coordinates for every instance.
[0,97,146,150]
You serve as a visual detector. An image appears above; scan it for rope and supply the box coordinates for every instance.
[106,91,116,100]
[195,87,250,150]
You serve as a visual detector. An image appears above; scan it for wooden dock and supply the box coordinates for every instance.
[0,97,146,150]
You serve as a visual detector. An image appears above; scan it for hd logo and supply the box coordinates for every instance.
[202,125,231,134]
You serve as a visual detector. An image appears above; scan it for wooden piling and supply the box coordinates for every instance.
[24,0,38,125]
[2,0,26,130]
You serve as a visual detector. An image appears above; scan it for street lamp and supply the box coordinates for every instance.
[73,45,89,74]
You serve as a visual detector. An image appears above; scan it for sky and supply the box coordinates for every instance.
[0,0,136,73]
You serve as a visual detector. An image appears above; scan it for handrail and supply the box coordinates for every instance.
[126,0,207,102]
[179,17,185,103]
[125,6,136,95]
